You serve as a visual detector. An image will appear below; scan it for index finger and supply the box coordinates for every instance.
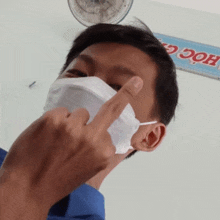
[88,76,143,132]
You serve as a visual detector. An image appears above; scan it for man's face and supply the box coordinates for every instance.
[57,42,158,124]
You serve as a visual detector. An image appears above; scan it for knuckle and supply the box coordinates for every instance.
[42,112,60,130]
[71,127,82,141]
[103,100,121,115]
[95,154,109,170]
[85,126,99,144]
[63,121,82,139]
[42,110,53,119]
[97,147,114,163]
[81,128,96,147]
[72,108,90,123]
[80,108,90,116]
[102,147,115,160]
[42,112,55,125]
[91,138,101,152]
[62,122,72,134]
[82,129,114,165]
[80,108,90,121]
[43,107,68,124]
[121,86,135,98]
[94,133,115,159]
[44,107,68,117]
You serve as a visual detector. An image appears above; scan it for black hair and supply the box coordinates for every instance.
[58,20,179,159]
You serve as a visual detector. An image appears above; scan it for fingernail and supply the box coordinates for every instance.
[131,77,143,91]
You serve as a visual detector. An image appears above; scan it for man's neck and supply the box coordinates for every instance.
[85,169,106,190]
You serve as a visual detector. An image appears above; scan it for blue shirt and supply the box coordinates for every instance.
[0,148,105,220]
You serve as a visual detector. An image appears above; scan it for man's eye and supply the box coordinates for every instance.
[67,69,88,77]
[110,84,122,91]
[66,69,121,91]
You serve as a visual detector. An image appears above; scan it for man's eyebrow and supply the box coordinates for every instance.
[77,54,137,77]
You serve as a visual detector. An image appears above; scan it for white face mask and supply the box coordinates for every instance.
[43,77,157,154]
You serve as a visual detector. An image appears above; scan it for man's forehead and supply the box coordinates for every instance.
[75,53,137,78]
[81,42,147,59]
[74,43,157,77]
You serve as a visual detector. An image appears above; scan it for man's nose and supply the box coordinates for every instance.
[93,73,108,84]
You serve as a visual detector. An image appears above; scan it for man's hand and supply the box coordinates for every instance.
[0,76,143,210]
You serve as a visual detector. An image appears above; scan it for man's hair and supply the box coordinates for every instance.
[58,20,179,160]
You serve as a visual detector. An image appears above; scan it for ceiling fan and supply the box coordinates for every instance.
[68,0,134,27]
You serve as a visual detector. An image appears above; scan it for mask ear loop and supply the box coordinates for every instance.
[139,121,157,126]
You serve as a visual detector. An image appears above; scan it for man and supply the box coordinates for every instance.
[0,22,179,220]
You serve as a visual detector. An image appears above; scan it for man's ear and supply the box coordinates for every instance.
[131,123,166,152]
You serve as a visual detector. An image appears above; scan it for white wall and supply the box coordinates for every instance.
[1,0,220,219]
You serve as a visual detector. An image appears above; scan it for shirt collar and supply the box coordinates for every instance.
[65,183,105,219]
